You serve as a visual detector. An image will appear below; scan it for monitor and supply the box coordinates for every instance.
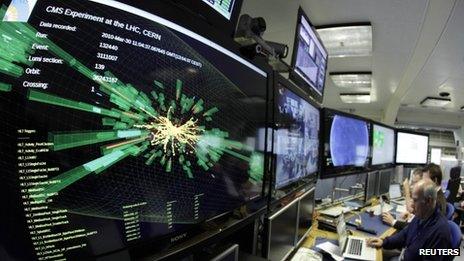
[365,171,379,202]
[396,131,429,165]
[168,0,243,37]
[0,1,267,260]
[201,0,237,20]
[378,170,393,195]
[211,244,239,261]
[290,7,328,103]
[371,123,395,166]
[274,77,320,189]
[266,201,299,260]
[389,184,402,199]
[297,189,315,245]
[322,109,370,178]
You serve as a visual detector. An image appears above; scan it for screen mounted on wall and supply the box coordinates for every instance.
[0,0,267,259]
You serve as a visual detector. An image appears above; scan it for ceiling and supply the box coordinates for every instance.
[240,0,464,129]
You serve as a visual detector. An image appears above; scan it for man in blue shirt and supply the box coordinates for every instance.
[367,179,452,260]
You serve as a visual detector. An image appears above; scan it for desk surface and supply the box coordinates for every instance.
[303,208,397,261]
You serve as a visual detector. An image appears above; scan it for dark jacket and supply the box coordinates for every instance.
[382,207,452,261]
[393,190,446,231]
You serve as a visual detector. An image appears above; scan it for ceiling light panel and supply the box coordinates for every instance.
[340,93,371,103]
[330,73,371,90]
[317,25,372,57]
[420,97,451,107]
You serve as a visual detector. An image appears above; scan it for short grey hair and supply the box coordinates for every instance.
[422,182,437,200]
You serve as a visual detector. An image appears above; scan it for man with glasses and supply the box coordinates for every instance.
[367,179,452,260]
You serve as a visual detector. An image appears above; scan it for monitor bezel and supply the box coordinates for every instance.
[370,120,396,169]
[320,108,371,179]
[395,129,430,165]
[272,73,321,192]
[289,7,328,104]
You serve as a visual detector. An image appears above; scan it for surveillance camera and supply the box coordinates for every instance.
[265,41,288,58]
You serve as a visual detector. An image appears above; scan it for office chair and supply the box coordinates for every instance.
[446,166,462,204]
[445,190,451,199]
[448,220,462,249]
[446,203,455,220]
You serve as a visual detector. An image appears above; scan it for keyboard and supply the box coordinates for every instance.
[348,238,363,256]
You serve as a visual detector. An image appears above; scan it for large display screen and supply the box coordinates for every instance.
[396,131,429,164]
[372,124,395,166]
[322,109,370,178]
[0,0,267,260]
[290,7,327,103]
[274,83,320,189]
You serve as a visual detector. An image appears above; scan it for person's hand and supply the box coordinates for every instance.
[403,178,410,195]
[400,211,411,220]
[402,178,409,189]
[367,238,383,248]
[381,212,395,226]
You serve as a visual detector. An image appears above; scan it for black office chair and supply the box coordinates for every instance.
[446,166,462,204]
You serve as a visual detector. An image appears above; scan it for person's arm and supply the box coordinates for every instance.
[403,178,412,205]
[393,220,408,230]
[382,223,409,249]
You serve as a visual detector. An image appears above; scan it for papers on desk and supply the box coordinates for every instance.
[319,206,352,217]
[290,247,323,261]
[367,203,393,215]
[315,241,344,261]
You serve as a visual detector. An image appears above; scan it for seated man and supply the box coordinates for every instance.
[381,168,423,230]
[367,179,452,261]
[423,163,447,215]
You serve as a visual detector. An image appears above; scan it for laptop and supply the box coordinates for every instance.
[337,214,376,261]
[389,183,405,205]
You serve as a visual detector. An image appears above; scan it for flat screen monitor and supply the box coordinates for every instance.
[266,201,298,260]
[389,184,402,199]
[372,123,395,166]
[297,189,315,245]
[168,0,243,37]
[201,0,237,20]
[366,171,379,202]
[379,170,393,195]
[290,7,328,103]
[396,131,429,165]
[322,109,370,178]
[274,78,320,189]
[0,0,267,260]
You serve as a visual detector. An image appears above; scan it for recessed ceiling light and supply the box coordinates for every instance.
[316,23,372,57]
[340,92,371,103]
[330,72,371,90]
[439,92,450,97]
[420,97,451,107]
[460,106,464,111]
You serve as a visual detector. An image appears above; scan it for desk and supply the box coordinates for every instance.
[302,211,397,261]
